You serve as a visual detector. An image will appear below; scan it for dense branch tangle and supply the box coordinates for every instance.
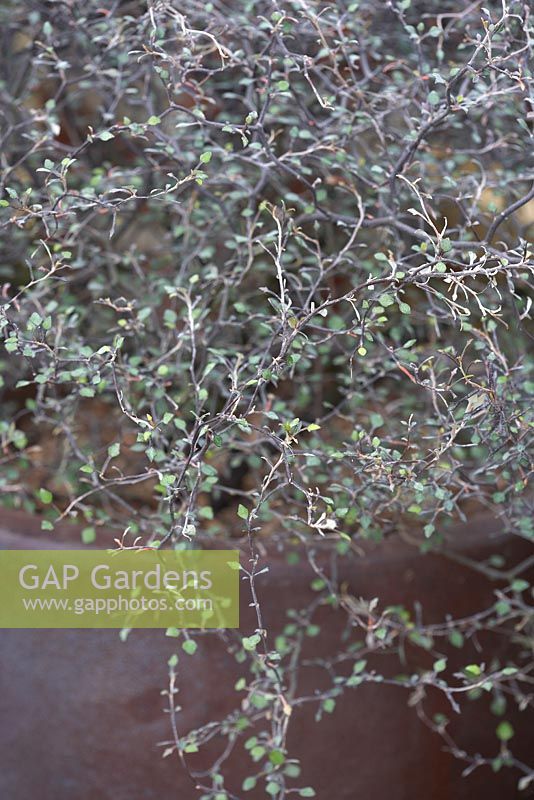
[0,1,533,798]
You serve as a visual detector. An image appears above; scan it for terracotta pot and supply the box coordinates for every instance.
[0,509,531,799]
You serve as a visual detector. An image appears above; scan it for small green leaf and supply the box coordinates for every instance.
[428,91,440,106]
[81,527,96,544]
[108,442,120,458]
[28,312,42,328]
[299,789,316,797]
[464,664,482,677]
[199,151,212,163]
[237,504,249,520]
[242,633,261,651]
[182,639,198,655]
[501,667,518,676]
[277,80,290,91]
[496,721,514,742]
[147,115,161,125]
[38,488,53,504]
[269,750,285,766]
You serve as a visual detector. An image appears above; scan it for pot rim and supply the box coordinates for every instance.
[0,507,520,567]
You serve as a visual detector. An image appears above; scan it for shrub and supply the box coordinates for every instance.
[1,0,533,796]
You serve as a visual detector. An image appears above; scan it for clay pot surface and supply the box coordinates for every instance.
[0,509,532,799]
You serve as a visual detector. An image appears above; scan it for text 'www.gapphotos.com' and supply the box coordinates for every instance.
[21,594,214,616]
